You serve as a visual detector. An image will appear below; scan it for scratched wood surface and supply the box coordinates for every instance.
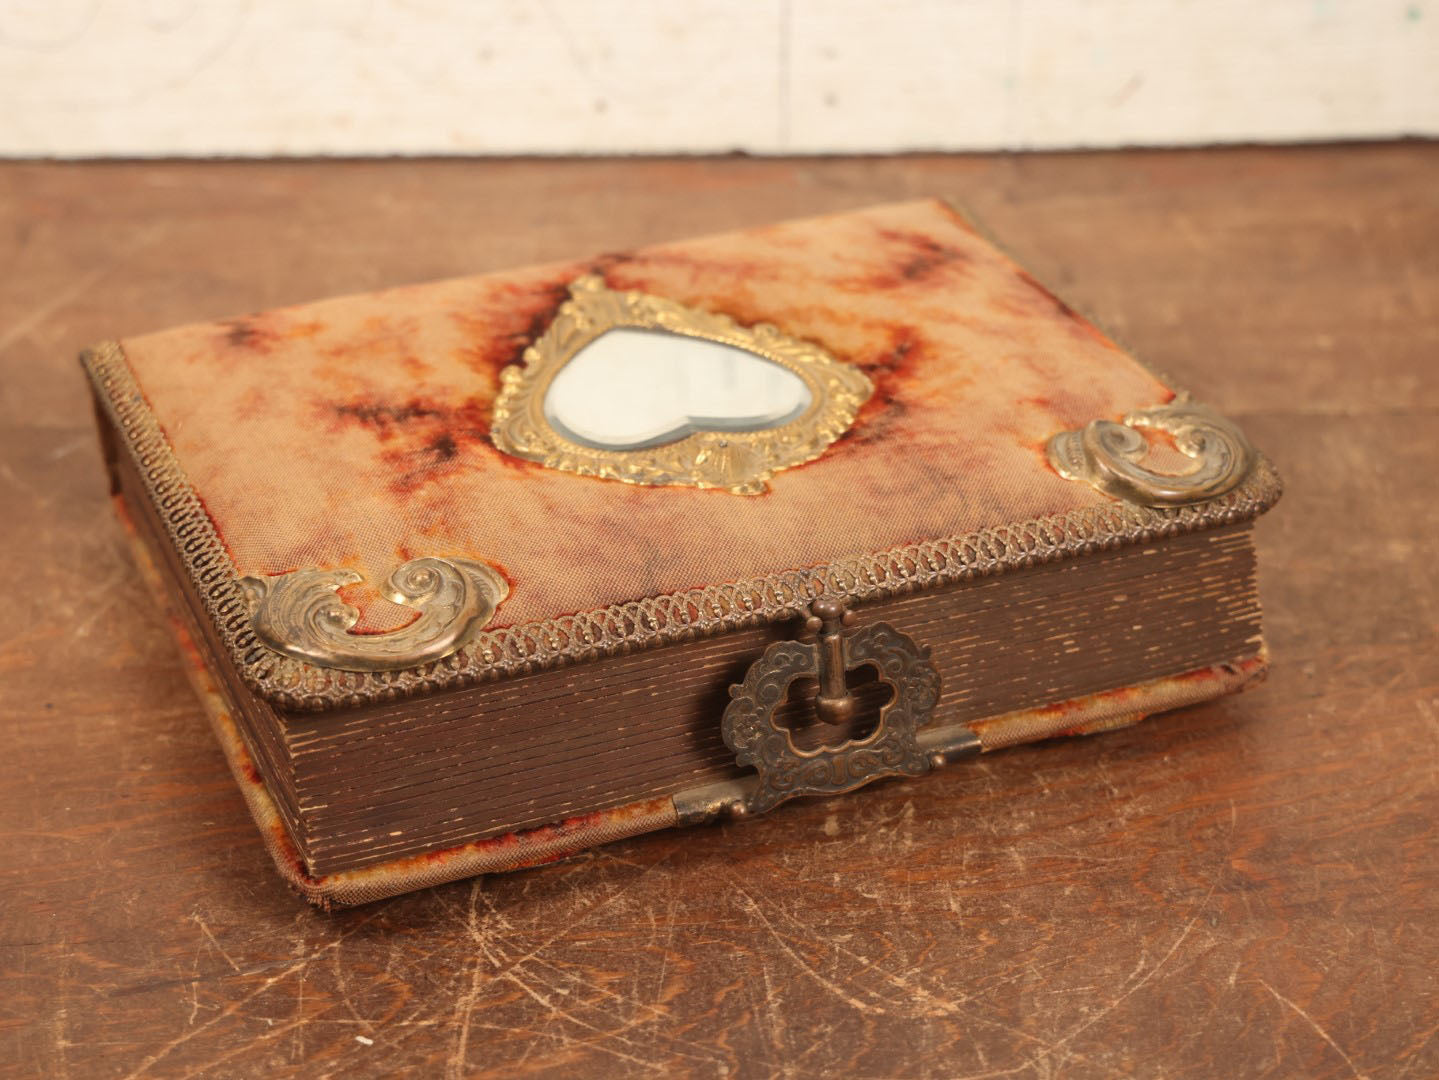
[1,145,1436,1079]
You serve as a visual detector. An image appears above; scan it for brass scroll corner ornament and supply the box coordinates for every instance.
[1045,400,1256,507]
[489,275,873,495]
[238,557,509,672]
[719,598,942,817]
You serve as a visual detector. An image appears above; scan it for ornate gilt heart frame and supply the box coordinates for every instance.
[490,275,873,494]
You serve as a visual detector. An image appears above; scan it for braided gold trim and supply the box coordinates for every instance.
[83,340,1283,712]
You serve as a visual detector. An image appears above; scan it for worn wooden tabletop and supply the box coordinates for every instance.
[2,145,1436,1079]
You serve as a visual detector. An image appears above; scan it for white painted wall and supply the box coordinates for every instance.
[1,0,1434,157]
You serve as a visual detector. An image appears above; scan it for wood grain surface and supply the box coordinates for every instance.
[2,145,1436,1079]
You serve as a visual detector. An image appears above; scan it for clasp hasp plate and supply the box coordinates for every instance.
[714,599,950,817]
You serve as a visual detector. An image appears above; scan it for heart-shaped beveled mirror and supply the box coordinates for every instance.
[490,276,873,494]
[543,328,813,452]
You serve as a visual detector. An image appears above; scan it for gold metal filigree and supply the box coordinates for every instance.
[490,275,873,494]
[238,557,508,672]
[1046,400,1256,507]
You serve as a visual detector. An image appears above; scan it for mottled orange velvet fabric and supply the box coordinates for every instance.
[119,200,1171,632]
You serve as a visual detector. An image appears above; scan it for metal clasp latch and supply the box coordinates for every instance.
[716,598,941,817]
[673,598,983,826]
